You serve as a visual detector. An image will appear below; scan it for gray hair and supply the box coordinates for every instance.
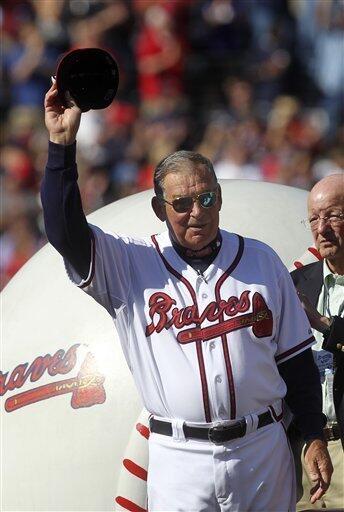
[153,150,218,197]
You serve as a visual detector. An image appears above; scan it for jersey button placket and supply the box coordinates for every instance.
[194,280,213,421]
[198,283,221,421]
[213,374,228,421]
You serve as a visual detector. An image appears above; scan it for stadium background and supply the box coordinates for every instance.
[1,0,343,290]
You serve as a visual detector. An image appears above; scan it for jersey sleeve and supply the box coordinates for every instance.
[274,264,315,364]
[64,224,134,317]
[41,141,92,280]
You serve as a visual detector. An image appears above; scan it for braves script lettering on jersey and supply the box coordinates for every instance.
[64,226,313,511]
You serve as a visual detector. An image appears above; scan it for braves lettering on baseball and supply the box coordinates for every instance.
[0,344,80,396]
[1,344,106,412]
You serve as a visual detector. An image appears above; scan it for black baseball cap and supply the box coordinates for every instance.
[56,48,119,111]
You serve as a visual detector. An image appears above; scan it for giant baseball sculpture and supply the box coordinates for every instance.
[1,180,320,511]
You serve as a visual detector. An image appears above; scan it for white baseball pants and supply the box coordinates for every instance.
[147,421,296,512]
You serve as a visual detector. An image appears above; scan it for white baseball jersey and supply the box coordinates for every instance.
[65,226,314,424]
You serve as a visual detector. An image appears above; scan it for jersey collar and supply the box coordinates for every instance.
[154,229,241,283]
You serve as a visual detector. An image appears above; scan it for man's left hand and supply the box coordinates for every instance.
[304,439,333,503]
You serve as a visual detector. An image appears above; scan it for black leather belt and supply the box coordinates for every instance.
[149,410,274,444]
[323,422,341,442]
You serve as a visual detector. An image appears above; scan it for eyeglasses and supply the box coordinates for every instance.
[159,190,218,213]
[302,212,344,230]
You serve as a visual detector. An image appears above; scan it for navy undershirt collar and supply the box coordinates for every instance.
[171,231,222,273]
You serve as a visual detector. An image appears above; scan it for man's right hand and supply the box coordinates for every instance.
[44,81,82,146]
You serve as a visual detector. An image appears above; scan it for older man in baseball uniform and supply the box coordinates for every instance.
[41,80,332,512]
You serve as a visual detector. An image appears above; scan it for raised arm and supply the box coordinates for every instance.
[41,82,92,280]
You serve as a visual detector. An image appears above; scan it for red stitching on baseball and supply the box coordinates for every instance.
[123,459,148,481]
[136,422,150,439]
[307,247,322,260]
[115,496,147,512]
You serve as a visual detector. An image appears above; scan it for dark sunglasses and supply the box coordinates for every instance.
[160,190,218,213]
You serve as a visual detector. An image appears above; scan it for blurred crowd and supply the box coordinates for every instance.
[1,0,344,289]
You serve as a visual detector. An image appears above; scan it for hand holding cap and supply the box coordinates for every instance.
[55,48,119,112]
